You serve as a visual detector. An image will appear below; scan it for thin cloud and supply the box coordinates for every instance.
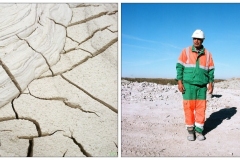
[122,45,178,57]
[122,34,159,43]
[122,34,182,50]
[122,57,175,66]
[122,43,156,51]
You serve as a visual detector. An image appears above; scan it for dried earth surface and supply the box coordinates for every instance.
[0,3,118,157]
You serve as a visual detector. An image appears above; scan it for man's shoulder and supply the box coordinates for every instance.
[204,48,212,54]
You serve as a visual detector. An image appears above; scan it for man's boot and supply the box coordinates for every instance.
[195,126,205,141]
[187,127,195,141]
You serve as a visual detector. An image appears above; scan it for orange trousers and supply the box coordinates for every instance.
[182,83,207,128]
[183,100,206,127]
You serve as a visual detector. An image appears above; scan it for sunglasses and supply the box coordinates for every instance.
[193,38,203,40]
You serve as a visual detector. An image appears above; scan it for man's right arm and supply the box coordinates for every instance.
[178,80,185,93]
[176,49,186,93]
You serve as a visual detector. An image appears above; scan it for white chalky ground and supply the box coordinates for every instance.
[122,79,240,157]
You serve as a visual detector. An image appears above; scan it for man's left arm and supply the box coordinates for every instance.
[208,54,215,94]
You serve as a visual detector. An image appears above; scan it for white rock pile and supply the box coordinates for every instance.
[121,80,181,103]
[121,78,240,112]
[214,78,240,89]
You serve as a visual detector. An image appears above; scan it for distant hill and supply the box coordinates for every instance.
[121,77,226,85]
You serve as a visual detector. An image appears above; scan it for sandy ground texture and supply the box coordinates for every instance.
[0,4,118,157]
[121,78,240,157]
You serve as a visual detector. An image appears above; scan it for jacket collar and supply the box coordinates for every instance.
[192,45,205,55]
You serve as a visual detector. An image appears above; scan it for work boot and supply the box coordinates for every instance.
[187,127,195,141]
[194,126,205,141]
[195,132,205,141]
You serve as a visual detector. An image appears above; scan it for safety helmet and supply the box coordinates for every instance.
[192,29,205,39]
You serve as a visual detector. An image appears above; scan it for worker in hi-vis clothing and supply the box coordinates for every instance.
[176,29,215,141]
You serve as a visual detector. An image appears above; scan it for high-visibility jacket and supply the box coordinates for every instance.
[176,45,214,85]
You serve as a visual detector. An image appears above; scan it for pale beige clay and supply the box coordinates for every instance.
[0,3,118,157]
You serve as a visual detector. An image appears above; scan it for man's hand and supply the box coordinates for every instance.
[178,80,185,93]
[208,82,213,94]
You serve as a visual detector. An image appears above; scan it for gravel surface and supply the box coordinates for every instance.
[121,79,240,157]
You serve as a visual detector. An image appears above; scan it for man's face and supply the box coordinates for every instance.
[193,38,204,48]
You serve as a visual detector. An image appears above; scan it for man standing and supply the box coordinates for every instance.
[176,29,215,141]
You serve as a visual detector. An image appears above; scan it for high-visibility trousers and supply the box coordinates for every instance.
[182,83,207,130]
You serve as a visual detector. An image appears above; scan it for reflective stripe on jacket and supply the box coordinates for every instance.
[176,45,214,85]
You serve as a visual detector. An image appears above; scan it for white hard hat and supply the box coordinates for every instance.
[192,29,205,39]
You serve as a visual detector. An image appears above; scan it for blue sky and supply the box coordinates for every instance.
[121,3,240,79]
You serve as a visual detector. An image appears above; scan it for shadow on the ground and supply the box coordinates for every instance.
[203,107,237,136]
[211,94,222,98]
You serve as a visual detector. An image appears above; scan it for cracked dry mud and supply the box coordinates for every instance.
[0,3,118,157]
[122,79,240,157]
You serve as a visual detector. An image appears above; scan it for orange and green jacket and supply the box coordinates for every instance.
[176,45,214,85]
